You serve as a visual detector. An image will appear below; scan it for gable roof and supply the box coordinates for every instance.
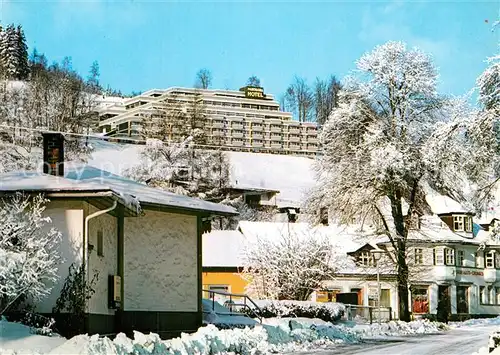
[0,166,237,217]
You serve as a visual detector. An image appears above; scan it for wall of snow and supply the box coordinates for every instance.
[37,200,85,313]
[123,210,198,312]
[86,203,118,316]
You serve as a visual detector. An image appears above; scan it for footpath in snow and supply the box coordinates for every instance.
[1,317,446,355]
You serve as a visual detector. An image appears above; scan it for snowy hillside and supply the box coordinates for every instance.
[87,141,317,207]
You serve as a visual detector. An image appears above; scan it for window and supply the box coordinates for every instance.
[457,250,465,266]
[359,251,374,267]
[97,230,104,257]
[480,286,488,304]
[464,216,472,232]
[453,216,464,231]
[496,288,500,304]
[445,248,455,265]
[456,286,469,313]
[433,248,444,265]
[486,251,495,268]
[414,248,424,265]
[476,252,483,268]
[411,287,429,313]
[208,285,229,293]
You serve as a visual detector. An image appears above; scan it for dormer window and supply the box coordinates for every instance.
[359,251,374,267]
[453,216,464,231]
[452,215,473,233]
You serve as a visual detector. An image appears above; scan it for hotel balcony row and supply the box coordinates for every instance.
[210,131,318,142]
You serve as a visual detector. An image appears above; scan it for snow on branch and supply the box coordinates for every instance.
[0,193,62,314]
[241,228,348,301]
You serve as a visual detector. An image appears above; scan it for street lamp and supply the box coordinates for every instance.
[371,249,384,324]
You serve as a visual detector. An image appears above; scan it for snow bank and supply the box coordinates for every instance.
[1,318,446,355]
[0,319,65,354]
[451,316,500,328]
[350,319,447,337]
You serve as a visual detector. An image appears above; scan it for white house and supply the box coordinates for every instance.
[203,201,500,321]
[0,134,237,338]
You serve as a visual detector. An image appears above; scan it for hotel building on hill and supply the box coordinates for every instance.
[96,86,319,156]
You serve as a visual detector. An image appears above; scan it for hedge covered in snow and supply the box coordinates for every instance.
[246,300,345,323]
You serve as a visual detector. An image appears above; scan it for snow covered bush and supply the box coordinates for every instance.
[241,229,347,301]
[246,300,345,323]
[0,194,61,315]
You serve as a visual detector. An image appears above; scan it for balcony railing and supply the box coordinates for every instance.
[252,133,263,139]
[252,125,264,131]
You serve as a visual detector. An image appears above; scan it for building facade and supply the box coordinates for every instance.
[202,214,500,321]
[96,87,319,157]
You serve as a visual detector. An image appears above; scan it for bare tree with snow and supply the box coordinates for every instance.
[307,41,471,321]
[125,137,231,200]
[0,194,62,314]
[195,68,212,89]
[241,229,346,301]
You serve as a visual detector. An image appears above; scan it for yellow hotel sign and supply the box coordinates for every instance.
[244,86,265,99]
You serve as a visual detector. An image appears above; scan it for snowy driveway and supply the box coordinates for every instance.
[290,324,500,355]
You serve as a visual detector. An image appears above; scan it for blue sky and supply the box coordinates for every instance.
[2,0,499,100]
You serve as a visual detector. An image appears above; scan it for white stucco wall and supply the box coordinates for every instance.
[86,202,118,315]
[37,200,84,313]
[123,210,198,312]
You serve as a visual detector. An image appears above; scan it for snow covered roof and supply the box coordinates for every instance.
[0,166,237,216]
[226,152,316,208]
[203,230,246,267]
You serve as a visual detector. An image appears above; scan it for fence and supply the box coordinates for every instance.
[203,289,262,323]
[344,304,393,324]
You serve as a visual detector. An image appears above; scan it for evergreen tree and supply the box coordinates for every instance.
[0,25,21,79]
[16,25,29,80]
[86,60,101,94]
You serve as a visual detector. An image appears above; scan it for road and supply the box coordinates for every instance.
[291,324,499,355]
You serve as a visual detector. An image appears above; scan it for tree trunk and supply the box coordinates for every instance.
[397,239,410,321]
[390,193,411,321]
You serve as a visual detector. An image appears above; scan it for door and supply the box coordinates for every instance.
[438,285,451,318]
[456,286,469,314]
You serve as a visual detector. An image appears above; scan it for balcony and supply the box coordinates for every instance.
[211,130,224,137]
[231,140,243,147]
[270,125,282,133]
[252,133,263,139]
[288,127,301,134]
[212,121,224,129]
[307,145,318,151]
[270,135,282,141]
[231,123,244,130]
[252,125,264,131]
[289,135,301,142]
[231,131,244,138]
[252,141,264,147]
[307,137,318,143]
[271,142,282,149]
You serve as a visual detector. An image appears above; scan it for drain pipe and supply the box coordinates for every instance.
[83,201,118,282]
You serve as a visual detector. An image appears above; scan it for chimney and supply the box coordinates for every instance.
[42,133,65,176]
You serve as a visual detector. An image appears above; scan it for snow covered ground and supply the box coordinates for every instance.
[1,317,446,355]
[0,319,66,354]
[86,141,316,207]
